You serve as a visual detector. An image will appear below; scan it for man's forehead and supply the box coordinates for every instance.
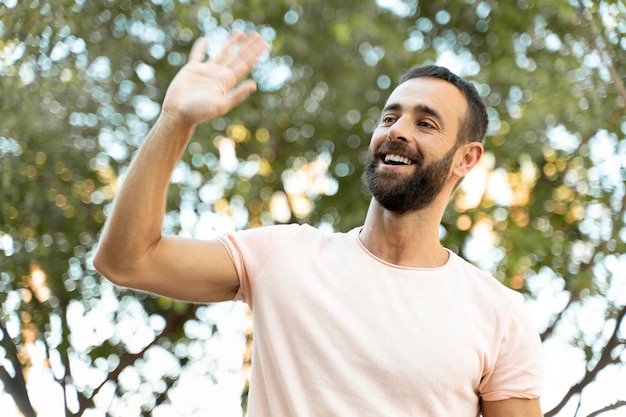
[384,77,467,121]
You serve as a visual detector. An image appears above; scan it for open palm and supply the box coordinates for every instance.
[162,31,270,126]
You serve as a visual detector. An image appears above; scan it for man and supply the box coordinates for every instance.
[94,30,543,416]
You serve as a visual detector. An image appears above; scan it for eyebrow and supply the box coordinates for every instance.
[381,103,445,129]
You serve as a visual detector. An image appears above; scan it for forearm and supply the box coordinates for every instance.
[93,113,194,283]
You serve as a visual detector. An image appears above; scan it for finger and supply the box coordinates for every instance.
[227,79,258,108]
[236,32,270,68]
[216,31,269,71]
[220,33,270,80]
[188,37,209,63]
[213,30,247,66]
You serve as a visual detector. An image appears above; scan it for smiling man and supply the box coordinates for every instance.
[94,31,544,417]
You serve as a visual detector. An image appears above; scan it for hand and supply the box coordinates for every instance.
[162,30,270,127]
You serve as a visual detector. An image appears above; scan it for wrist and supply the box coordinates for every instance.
[157,108,197,139]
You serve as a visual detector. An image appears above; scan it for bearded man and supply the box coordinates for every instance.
[94,31,543,417]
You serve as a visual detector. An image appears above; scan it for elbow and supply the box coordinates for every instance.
[93,236,159,290]
[93,247,107,277]
[93,244,129,287]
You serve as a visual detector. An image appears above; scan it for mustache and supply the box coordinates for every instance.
[372,141,423,164]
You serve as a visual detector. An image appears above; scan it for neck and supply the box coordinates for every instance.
[360,197,449,268]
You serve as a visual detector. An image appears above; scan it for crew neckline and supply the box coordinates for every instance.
[351,227,453,271]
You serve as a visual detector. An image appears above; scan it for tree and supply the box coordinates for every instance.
[0,0,624,416]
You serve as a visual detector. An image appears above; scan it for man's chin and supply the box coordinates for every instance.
[374,197,416,214]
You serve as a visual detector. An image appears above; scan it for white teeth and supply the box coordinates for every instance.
[384,154,413,165]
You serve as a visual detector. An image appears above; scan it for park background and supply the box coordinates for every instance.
[0,0,625,416]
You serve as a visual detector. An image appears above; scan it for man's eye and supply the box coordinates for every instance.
[418,121,435,129]
[381,116,396,124]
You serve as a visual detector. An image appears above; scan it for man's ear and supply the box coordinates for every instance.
[452,142,483,178]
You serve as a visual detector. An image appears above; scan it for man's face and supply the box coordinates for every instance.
[365,141,458,213]
[365,77,467,214]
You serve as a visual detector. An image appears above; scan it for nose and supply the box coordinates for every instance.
[387,116,410,142]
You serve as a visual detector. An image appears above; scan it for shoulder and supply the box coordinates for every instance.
[448,252,541,346]
[448,251,524,304]
[219,223,342,253]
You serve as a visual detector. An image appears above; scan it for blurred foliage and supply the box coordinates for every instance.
[0,0,625,416]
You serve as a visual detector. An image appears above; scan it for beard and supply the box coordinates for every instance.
[365,141,457,214]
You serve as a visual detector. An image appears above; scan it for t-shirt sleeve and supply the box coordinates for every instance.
[217,224,305,308]
[217,231,251,304]
[478,295,544,401]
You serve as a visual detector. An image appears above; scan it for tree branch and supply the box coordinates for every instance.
[585,401,626,417]
[72,303,196,417]
[544,305,626,417]
[540,289,580,342]
[0,318,37,417]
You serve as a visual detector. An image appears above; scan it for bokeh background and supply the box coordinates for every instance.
[1,0,625,416]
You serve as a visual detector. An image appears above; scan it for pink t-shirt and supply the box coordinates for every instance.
[219,224,543,417]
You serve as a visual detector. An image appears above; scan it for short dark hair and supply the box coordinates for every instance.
[400,65,488,144]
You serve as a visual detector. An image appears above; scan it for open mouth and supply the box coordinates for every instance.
[382,153,415,166]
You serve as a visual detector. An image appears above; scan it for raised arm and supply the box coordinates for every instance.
[93,31,269,302]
